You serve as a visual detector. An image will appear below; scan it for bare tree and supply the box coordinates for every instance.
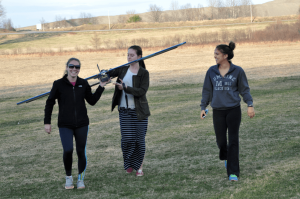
[0,0,6,28]
[61,17,69,28]
[2,18,14,30]
[239,0,250,17]
[55,15,62,28]
[88,16,99,25]
[0,0,4,18]
[67,16,78,27]
[148,4,163,22]
[207,0,219,19]
[40,17,46,31]
[225,0,240,18]
[93,17,102,25]
[180,4,193,21]
[216,0,225,19]
[126,10,136,17]
[118,15,127,23]
[170,0,180,21]
[161,13,171,22]
[90,32,101,49]
[79,12,93,25]
[125,10,137,23]
[194,4,205,21]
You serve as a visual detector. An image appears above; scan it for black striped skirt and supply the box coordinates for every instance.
[119,108,148,170]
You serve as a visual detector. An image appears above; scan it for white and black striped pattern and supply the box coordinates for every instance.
[119,108,148,171]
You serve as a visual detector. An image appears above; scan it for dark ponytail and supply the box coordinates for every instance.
[128,45,146,69]
[216,41,236,61]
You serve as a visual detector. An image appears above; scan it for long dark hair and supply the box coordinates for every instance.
[216,41,236,61]
[128,45,146,69]
[63,57,81,77]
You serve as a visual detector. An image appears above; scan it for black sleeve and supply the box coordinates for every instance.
[84,81,105,106]
[107,67,122,79]
[44,81,59,124]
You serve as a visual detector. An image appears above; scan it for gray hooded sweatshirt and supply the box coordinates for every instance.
[200,63,253,110]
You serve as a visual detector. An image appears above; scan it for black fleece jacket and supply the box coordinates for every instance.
[44,75,104,128]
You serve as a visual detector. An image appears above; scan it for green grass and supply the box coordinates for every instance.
[0,76,299,198]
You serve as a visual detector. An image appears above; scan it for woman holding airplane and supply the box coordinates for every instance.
[44,57,110,189]
[107,45,150,177]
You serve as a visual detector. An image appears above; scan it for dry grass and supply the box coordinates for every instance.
[1,17,299,56]
[28,15,299,32]
[1,42,300,90]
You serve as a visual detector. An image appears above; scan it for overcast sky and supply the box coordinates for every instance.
[2,0,272,28]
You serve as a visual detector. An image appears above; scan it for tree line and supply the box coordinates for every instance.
[146,0,256,23]
[2,0,300,31]
[45,0,258,30]
[39,12,102,30]
[0,0,267,31]
[0,0,14,31]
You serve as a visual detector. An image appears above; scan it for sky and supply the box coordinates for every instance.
[2,0,273,28]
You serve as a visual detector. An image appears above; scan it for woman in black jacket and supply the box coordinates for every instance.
[44,57,110,189]
[108,45,150,176]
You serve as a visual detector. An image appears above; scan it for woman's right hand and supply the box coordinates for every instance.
[200,110,206,120]
[45,124,51,134]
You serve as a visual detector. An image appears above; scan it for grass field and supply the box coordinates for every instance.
[1,16,300,197]
[0,75,300,198]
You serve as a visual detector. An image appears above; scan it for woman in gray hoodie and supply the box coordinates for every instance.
[200,41,255,181]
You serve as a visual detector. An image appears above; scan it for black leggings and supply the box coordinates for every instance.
[213,106,241,177]
[59,126,88,177]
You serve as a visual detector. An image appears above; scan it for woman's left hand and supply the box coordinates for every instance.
[247,107,255,118]
[113,79,127,90]
[99,78,111,87]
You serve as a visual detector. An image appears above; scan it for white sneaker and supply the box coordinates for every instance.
[77,180,85,189]
[136,170,144,176]
[65,176,74,189]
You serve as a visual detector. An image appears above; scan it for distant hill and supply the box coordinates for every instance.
[17,0,300,31]
[255,0,300,17]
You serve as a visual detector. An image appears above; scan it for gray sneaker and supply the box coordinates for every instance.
[77,180,85,189]
[65,176,74,189]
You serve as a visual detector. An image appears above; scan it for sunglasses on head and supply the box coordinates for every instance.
[68,64,80,69]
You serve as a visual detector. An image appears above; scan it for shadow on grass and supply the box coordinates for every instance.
[0,33,62,46]
[0,117,42,128]
[0,97,16,103]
